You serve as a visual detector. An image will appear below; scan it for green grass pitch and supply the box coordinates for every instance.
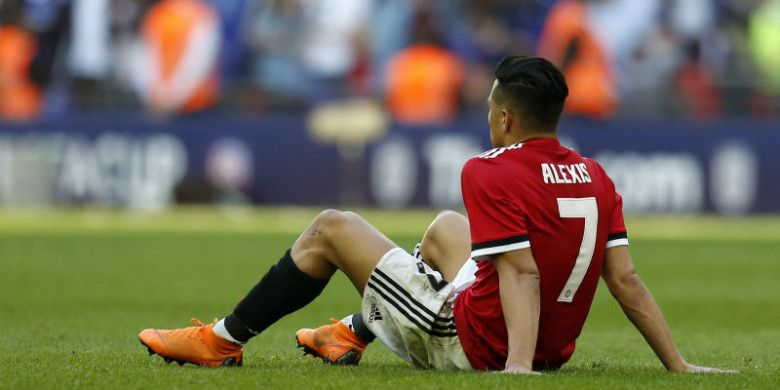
[1,208,778,388]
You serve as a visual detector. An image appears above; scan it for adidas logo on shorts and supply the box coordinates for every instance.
[368,303,383,323]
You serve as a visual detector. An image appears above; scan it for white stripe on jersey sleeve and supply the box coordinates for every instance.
[471,241,531,260]
[606,238,629,248]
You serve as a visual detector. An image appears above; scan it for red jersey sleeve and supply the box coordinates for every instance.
[461,156,530,260]
[592,160,629,248]
[606,191,629,248]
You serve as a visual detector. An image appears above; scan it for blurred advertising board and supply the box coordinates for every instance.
[0,115,777,215]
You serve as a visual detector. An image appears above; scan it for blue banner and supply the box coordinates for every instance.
[0,115,777,214]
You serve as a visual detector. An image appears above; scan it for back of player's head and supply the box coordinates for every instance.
[493,56,568,132]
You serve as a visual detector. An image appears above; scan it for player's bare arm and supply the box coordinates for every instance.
[493,248,541,375]
[602,245,736,374]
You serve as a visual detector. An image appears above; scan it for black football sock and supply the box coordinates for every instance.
[350,313,376,344]
[223,249,329,343]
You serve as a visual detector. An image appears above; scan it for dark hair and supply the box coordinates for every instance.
[493,56,568,131]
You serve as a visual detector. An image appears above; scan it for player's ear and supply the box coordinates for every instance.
[501,109,512,133]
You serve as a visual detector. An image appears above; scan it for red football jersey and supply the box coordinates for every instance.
[453,137,628,370]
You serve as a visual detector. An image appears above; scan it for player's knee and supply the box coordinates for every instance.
[337,211,364,234]
[427,212,450,243]
[431,210,468,235]
[422,212,453,257]
[315,209,361,237]
[316,209,349,228]
[435,210,463,222]
[341,210,360,221]
[419,237,438,262]
[436,210,457,219]
[422,210,467,257]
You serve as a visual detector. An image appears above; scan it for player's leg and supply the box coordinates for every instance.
[297,210,472,365]
[286,209,469,291]
[417,210,471,281]
[139,209,398,366]
[283,210,397,364]
[288,209,397,293]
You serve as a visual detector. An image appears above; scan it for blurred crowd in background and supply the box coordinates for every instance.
[1,0,779,123]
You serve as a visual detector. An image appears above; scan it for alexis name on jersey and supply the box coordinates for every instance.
[541,163,592,184]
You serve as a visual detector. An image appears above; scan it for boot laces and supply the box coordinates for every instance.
[191,318,207,327]
[168,318,210,340]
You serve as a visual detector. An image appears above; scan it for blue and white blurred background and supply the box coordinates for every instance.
[0,0,778,214]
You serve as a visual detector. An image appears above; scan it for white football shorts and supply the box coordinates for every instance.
[361,246,478,370]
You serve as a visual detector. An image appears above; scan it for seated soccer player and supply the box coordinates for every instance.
[139,56,733,374]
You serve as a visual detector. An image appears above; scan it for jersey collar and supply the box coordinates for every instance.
[517,136,561,149]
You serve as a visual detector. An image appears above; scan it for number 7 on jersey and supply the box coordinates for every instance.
[556,197,598,303]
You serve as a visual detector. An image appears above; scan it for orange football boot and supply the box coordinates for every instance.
[139,318,243,367]
[295,318,367,365]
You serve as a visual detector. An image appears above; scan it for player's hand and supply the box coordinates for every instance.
[681,363,737,374]
[500,364,541,375]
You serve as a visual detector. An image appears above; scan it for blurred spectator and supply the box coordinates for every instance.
[538,0,617,119]
[587,0,660,102]
[133,0,222,115]
[703,2,762,116]
[450,0,531,108]
[385,5,464,124]
[21,0,70,116]
[108,0,155,109]
[210,0,251,85]
[676,41,722,119]
[369,0,415,94]
[245,0,309,107]
[668,0,715,41]
[451,0,554,63]
[0,0,773,120]
[749,0,780,97]
[622,20,681,117]
[665,0,723,119]
[68,0,110,109]
[0,0,42,120]
[299,0,371,102]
